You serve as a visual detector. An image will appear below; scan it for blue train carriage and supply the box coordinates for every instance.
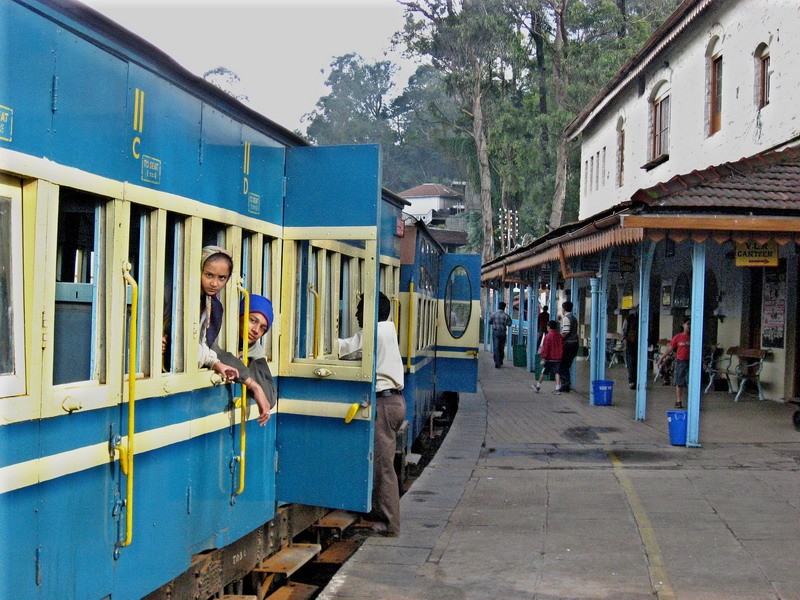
[397,219,481,449]
[0,0,379,598]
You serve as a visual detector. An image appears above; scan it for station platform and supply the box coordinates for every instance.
[319,351,800,600]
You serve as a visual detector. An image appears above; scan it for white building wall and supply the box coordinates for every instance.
[578,0,800,219]
[405,196,441,219]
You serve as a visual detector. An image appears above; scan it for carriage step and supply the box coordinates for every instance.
[312,510,357,533]
[265,581,318,600]
[316,539,362,564]
[253,544,321,577]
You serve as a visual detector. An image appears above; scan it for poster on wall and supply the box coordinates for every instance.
[761,262,786,349]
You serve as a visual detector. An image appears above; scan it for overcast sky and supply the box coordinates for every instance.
[83,0,419,132]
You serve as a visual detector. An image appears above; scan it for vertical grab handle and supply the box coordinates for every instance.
[234,284,249,497]
[308,284,320,358]
[406,282,414,371]
[118,261,138,548]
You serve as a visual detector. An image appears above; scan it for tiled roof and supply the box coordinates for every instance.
[632,145,800,211]
[399,183,461,199]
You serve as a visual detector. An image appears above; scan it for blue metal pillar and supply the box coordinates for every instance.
[589,277,600,404]
[635,241,655,420]
[483,289,492,350]
[504,287,513,362]
[570,275,580,390]
[687,241,705,447]
[527,284,537,372]
[597,250,613,383]
[516,287,525,345]
[549,265,558,321]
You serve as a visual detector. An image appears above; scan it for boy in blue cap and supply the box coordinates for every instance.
[213,294,276,420]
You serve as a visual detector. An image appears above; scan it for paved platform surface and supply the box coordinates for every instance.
[319,353,800,600]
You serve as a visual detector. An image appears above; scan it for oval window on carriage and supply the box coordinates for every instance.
[444,265,471,339]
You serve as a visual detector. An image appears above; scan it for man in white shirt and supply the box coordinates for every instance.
[337,293,405,536]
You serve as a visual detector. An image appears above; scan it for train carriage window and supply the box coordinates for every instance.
[339,257,354,338]
[445,265,471,339]
[261,236,275,361]
[202,221,230,352]
[241,234,252,289]
[293,241,313,359]
[53,190,106,385]
[324,251,337,356]
[127,205,154,377]
[162,213,185,373]
[290,240,370,364]
[0,181,25,396]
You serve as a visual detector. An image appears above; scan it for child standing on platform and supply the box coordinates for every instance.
[659,319,691,408]
[533,320,563,394]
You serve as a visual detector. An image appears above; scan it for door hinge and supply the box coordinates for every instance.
[274,451,279,474]
[41,312,49,349]
[282,176,287,199]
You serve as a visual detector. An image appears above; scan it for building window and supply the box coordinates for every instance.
[601,147,606,187]
[589,155,594,192]
[651,90,670,161]
[616,120,625,188]
[595,151,600,189]
[756,44,771,109]
[710,54,723,134]
[584,160,589,194]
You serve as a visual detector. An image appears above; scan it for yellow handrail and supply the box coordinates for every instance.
[234,284,249,496]
[119,262,138,548]
[406,283,414,371]
[308,284,320,358]
[391,295,400,335]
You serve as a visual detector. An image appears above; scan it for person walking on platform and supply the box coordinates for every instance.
[537,305,550,348]
[338,293,405,536]
[658,319,691,408]
[489,301,513,368]
[558,300,579,392]
[622,307,638,389]
[533,320,563,393]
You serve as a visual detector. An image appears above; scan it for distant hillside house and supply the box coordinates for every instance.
[399,183,464,225]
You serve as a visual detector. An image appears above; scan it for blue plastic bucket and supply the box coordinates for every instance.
[667,410,687,446]
[592,380,614,406]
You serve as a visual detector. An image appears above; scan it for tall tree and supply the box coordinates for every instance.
[399,0,514,262]
[389,65,467,191]
[303,53,397,147]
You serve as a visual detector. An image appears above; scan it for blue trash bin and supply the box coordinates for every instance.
[667,410,687,446]
[592,380,614,406]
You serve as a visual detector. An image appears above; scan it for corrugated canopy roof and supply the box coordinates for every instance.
[482,144,800,283]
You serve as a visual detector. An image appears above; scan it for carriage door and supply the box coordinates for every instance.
[276,145,380,511]
[436,253,482,393]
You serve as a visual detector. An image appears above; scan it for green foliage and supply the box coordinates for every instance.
[303,0,682,256]
[303,53,397,147]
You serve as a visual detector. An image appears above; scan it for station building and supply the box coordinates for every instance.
[481,0,800,445]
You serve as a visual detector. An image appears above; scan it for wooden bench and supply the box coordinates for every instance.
[703,346,771,402]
